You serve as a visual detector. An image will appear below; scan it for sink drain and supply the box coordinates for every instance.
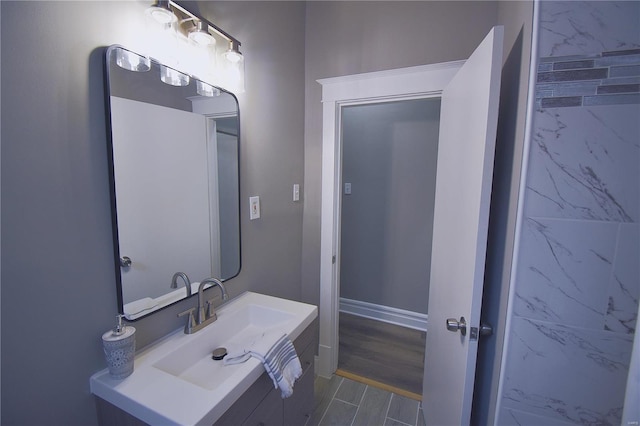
[211,347,228,361]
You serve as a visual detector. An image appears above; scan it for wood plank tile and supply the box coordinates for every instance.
[387,394,419,426]
[311,375,343,426]
[334,378,366,405]
[318,399,358,426]
[352,386,392,426]
[417,408,426,426]
[384,419,411,426]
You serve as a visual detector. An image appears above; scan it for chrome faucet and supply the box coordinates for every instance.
[170,272,192,298]
[178,277,228,334]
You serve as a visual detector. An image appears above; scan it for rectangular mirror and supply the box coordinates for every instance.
[104,45,241,320]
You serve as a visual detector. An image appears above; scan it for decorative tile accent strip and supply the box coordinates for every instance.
[537,49,640,108]
[610,65,640,78]
[602,48,640,57]
[541,96,582,108]
[583,93,640,106]
[538,63,552,72]
[537,68,608,83]
[597,84,640,94]
[553,59,594,70]
[601,76,640,85]
[595,54,640,67]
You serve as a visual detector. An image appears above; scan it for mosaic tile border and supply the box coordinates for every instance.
[536,48,640,109]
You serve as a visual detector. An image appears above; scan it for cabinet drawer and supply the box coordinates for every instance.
[283,364,314,426]
[242,387,283,426]
[214,373,274,426]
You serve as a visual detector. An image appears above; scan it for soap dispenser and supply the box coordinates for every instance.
[101,314,136,379]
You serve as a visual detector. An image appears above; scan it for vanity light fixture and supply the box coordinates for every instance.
[146,0,177,25]
[137,0,245,93]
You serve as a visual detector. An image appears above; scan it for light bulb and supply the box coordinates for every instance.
[188,22,215,47]
[114,48,150,72]
[223,41,244,64]
[196,81,220,97]
[145,1,176,25]
[224,50,243,64]
[160,65,190,86]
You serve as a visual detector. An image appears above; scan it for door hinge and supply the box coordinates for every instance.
[332,255,336,264]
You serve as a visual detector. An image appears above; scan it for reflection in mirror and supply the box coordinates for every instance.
[105,46,241,320]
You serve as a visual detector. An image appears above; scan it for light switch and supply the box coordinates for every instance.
[249,196,260,220]
[293,184,300,202]
[344,182,352,195]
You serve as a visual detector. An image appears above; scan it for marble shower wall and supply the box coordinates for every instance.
[498,2,640,425]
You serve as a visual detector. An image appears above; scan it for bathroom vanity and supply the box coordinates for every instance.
[90,292,318,425]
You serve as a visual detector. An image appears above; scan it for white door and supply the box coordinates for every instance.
[422,26,503,425]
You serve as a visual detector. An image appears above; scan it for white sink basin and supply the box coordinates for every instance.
[90,292,317,426]
[153,304,295,390]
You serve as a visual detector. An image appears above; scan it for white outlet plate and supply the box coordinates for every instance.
[249,196,260,220]
[293,184,300,202]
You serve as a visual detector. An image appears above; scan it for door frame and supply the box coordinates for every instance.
[317,61,464,377]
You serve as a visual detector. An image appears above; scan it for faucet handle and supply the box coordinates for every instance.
[178,307,196,333]
[206,299,218,322]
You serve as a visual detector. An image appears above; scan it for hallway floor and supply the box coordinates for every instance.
[338,313,425,397]
[311,375,426,426]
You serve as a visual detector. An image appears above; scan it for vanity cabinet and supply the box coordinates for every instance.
[95,318,318,426]
[214,318,317,426]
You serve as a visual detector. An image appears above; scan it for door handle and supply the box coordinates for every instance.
[446,316,466,336]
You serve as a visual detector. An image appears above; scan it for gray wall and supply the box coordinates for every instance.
[0,1,548,424]
[301,0,501,308]
[339,99,441,314]
[0,1,305,425]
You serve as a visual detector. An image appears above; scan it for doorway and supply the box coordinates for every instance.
[319,26,504,424]
[316,60,463,379]
[336,98,441,397]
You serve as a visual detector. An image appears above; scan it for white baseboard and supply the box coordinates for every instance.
[316,345,334,378]
[339,297,428,332]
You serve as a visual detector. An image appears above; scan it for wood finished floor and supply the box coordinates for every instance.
[338,313,426,397]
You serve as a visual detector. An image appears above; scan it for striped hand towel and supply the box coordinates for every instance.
[223,330,302,398]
